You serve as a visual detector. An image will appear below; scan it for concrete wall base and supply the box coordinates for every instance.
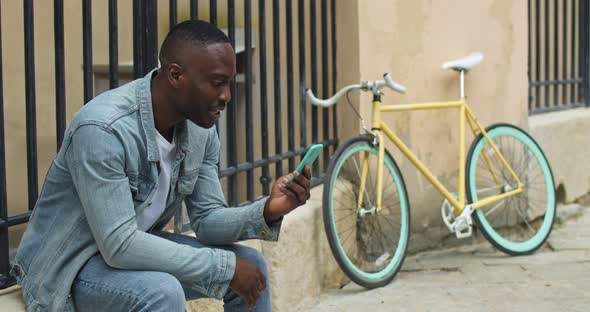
[529,107,590,203]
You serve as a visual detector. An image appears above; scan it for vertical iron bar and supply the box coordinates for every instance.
[24,0,38,211]
[227,0,238,205]
[563,0,568,105]
[535,0,541,109]
[273,0,283,178]
[571,0,576,103]
[331,0,337,150]
[586,0,590,106]
[54,0,66,149]
[286,0,295,172]
[544,0,550,108]
[191,0,199,20]
[170,0,177,28]
[109,0,119,89]
[578,0,584,103]
[527,0,533,114]
[310,0,319,176]
[579,0,584,104]
[83,0,93,103]
[259,0,270,195]
[298,0,307,160]
[133,0,145,78]
[582,0,590,106]
[321,0,329,172]
[145,0,158,71]
[210,0,217,25]
[0,0,12,289]
[213,0,219,134]
[554,0,558,107]
[245,0,254,201]
[212,0,220,142]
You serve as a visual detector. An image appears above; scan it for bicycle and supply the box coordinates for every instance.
[306,52,556,289]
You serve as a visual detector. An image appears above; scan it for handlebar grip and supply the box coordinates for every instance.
[383,73,407,94]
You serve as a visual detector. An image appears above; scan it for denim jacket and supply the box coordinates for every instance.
[11,70,281,312]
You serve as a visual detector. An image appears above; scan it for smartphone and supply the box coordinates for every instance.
[290,143,323,181]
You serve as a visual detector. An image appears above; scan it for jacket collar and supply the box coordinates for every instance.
[136,69,191,162]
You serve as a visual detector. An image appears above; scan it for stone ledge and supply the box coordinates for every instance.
[0,286,25,311]
[529,107,590,202]
[261,184,348,312]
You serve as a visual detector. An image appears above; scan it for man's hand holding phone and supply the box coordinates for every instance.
[263,144,322,223]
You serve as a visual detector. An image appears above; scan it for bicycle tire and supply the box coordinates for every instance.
[465,123,556,255]
[323,136,410,288]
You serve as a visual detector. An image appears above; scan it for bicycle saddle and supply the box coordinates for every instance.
[441,52,483,71]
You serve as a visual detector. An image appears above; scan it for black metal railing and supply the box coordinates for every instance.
[0,0,6,290]
[529,0,590,114]
[216,0,338,208]
[0,0,337,289]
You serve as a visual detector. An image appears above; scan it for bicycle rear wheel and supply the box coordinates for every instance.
[323,136,410,288]
[466,124,556,255]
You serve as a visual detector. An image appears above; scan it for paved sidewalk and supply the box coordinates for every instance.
[311,206,590,312]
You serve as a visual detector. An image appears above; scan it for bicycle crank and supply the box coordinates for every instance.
[441,200,474,239]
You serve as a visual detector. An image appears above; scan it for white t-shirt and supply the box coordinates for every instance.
[136,131,176,231]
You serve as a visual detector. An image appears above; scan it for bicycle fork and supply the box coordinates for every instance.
[356,131,386,215]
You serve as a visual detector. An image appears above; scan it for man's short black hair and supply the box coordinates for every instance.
[159,19,230,64]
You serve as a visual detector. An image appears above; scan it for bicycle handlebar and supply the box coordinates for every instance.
[306,73,406,108]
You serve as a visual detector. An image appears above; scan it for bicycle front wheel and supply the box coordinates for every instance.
[466,124,556,255]
[323,136,410,288]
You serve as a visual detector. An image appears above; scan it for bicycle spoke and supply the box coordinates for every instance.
[334,212,357,225]
[482,199,507,217]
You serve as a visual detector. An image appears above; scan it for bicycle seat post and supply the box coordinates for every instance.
[460,70,465,99]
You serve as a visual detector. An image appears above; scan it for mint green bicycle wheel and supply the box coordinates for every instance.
[466,124,556,255]
[323,136,410,288]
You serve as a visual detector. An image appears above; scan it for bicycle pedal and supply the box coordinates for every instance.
[453,213,473,239]
[455,225,472,239]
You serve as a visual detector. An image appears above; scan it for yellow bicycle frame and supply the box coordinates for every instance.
[357,98,523,216]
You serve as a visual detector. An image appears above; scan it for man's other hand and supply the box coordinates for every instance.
[263,166,312,223]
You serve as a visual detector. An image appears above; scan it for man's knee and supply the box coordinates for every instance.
[141,272,185,311]
[235,245,268,275]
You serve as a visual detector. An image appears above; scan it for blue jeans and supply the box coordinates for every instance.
[71,231,271,312]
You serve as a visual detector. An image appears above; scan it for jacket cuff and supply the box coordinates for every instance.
[250,197,282,241]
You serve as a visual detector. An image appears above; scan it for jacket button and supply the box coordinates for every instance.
[12,265,21,277]
[260,231,269,238]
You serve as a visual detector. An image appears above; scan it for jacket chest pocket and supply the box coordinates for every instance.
[177,169,199,195]
[128,174,157,207]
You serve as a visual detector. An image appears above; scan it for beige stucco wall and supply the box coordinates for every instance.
[336,0,529,251]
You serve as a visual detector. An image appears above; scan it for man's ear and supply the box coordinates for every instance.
[166,63,184,89]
